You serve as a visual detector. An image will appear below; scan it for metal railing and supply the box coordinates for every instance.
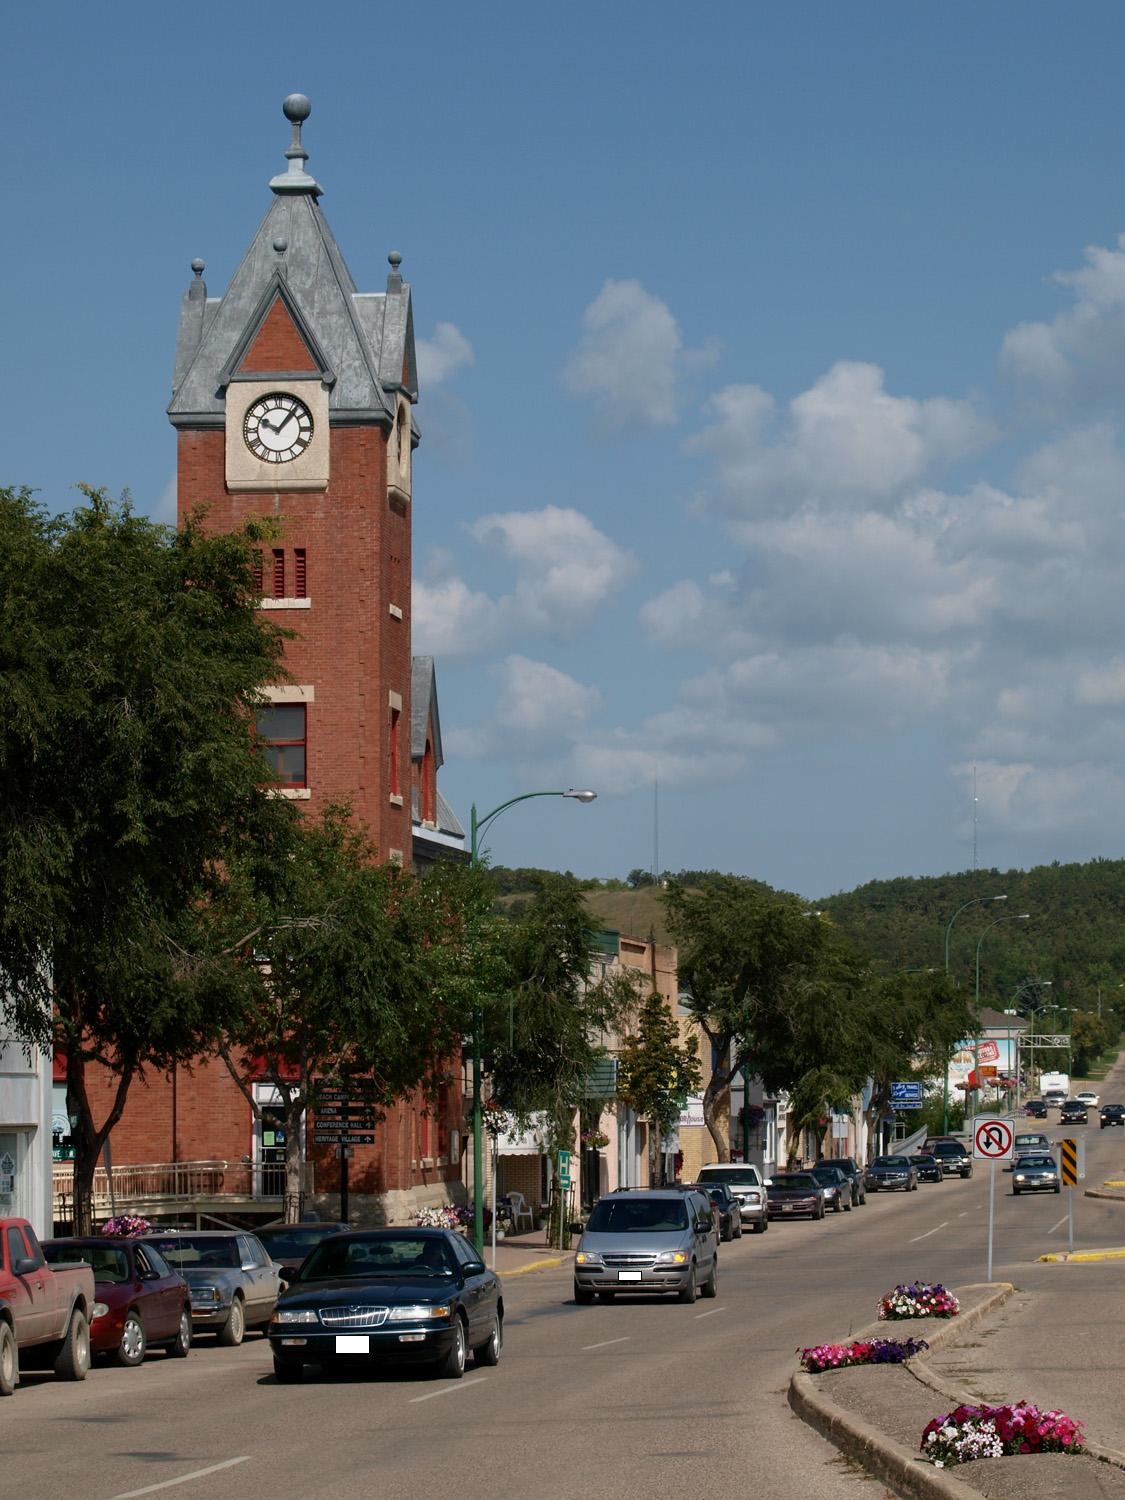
[52,1159,231,1219]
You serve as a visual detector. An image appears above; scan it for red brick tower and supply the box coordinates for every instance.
[169,94,416,864]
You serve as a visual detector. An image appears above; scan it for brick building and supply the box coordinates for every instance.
[54,96,465,1229]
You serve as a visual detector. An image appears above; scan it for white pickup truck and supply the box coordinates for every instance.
[695,1163,769,1232]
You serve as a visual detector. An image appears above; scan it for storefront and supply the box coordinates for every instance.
[0,1036,53,1236]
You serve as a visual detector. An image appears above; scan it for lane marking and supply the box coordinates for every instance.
[908,1221,949,1243]
[694,1308,722,1319]
[580,1336,630,1351]
[111,1458,250,1499]
[408,1376,487,1404]
[958,1211,968,1218]
[1048,1214,1068,1234]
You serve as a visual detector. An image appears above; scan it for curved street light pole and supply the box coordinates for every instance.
[972,914,1031,1112]
[468,789,596,1255]
[941,894,1008,1132]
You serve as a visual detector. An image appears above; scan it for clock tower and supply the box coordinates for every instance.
[168,94,417,864]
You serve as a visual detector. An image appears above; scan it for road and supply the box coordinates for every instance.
[6,1107,1125,1500]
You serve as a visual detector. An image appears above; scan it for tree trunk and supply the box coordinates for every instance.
[64,1025,135,1236]
[701,1052,734,1163]
[283,1092,305,1223]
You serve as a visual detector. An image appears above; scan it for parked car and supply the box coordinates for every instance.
[1100,1104,1125,1129]
[42,1237,191,1367]
[1011,1153,1061,1195]
[0,1217,95,1394]
[269,1227,502,1383]
[691,1182,742,1241]
[1075,1090,1100,1110]
[814,1156,866,1207]
[865,1155,918,1192]
[926,1140,973,1179]
[809,1165,852,1211]
[573,1188,718,1304]
[254,1222,350,1274]
[1024,1098,1049,1119]
[694,1163,769,1233]
[766,1173,828,1220]
[910,1153,943,1184]
[1058,1100,1088,1124]
[139,1230,280,1345]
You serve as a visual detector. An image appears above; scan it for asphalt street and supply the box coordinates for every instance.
[6,1102,1125,1500]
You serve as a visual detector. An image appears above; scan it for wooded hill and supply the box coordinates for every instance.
[490,858,1125,1017]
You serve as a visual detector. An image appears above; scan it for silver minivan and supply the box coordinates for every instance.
[573,1188,718,1304]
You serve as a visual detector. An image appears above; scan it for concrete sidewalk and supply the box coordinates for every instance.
[482,1227,574,1279]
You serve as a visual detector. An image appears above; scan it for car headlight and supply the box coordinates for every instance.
[741,1191,762,1205]
[654,1250,688,1266]
[575,1251,604,1267]
[1014,1175,1026,1182]
[387,1304,452,1321]
[91,1302,109,1320]
[192,1285,222,1303]
[271,1308,319,1325]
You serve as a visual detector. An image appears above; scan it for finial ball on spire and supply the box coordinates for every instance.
[388,251,402,269]
[283,94,311,123]
[191,258,205,276]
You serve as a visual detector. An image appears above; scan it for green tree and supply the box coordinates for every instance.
[617,988,702,1183]
[0,486,291,1231]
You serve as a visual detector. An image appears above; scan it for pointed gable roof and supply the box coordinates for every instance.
[411,656,443,767]
[169,96,416,428]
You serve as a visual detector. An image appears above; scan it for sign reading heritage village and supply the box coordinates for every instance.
[310,1077,379,1146]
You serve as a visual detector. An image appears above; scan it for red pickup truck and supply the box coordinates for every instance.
[0,1217,96,1394]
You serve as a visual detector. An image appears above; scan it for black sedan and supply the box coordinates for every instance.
[910,1152,943,1184]
[1024,1099,1048,1119]
[865,1155,918,1192]
[1058,1100,1088,1124]
[1100,1104,1125,1129]
[268,1229,502,1384]
[809,1165,852,1211]
[693,1182,743,1241]
[766,1173,827,1220]
[814,1157,866,1206]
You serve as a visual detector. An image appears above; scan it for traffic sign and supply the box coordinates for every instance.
[972,1116,1014,1160]
[558,1149,572,1189]
[315,1105,377,1120]
[312,1132,375,1145]
[890,1081,924,1103]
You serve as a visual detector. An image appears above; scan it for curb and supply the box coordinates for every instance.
[499,1255,564,1277]
[1038,1246,1125,1262]
[787,1284,1013,1500]
[1083,1189,1125,1201]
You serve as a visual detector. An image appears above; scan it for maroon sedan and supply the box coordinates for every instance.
[43,1237,191,1367]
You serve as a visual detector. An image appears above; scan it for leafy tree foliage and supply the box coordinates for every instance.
[616,988,702,1181]
[0,487,291,1230]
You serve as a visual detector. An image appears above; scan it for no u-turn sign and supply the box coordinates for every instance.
[972,1116,1015,1160]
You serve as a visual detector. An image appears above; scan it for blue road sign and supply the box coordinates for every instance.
[890,1081,925,1105]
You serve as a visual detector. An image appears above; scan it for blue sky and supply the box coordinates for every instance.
[10,2,1125,896]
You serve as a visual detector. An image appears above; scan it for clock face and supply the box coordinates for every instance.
[243,393,314,463]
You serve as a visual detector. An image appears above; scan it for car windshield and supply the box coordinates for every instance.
[769,1175,817,1191]
[43,1243,130,1283]
[700,1167,760,1185]
[810,1169,841,1185]
[911,1155,937,1165]
[872,1157,908,1169]
[146,1236,240,1269]
[931,1143,962,1154]
[1017,1156,1055,1168]
[302,1235,454,1280]
[584,1198,690,1233]
[255,1226,341,1261]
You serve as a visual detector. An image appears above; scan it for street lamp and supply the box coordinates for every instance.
[972,913,1030,1109]
[467,789,597,1254]
[941,894,1008,1132]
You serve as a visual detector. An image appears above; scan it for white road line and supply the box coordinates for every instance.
[580,1336,630,1351]
[408,1376,487,1404]
[958,1211,968,1217]
[111,1458,250,1499]
[694,1308,722,1319]
[1048,1214,1069,1234]
[908,1221,949,1243]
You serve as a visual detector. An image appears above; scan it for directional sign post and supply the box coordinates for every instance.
[972,1116,1014,1282]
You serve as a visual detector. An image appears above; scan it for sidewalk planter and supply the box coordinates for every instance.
[877,1281,960,1320]
[921,1401,1085,1467]
[798,1337,929,1373]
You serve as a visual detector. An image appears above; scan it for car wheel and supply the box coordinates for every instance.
[701,1259,718,1299]
[217,1296,245,1348]
[721,1221,732,1242]
[0,1322,18,1396]
[439,1317,467,1379]
[734,1217,743,1239]
[1054,1184,1061,1194]
[273,1354,303,1384]
[752,1215,767,1233]
[962,1168,972,1179]
[677,1267,697,1304]
[574,1283,595,1305]
[54,1308,90,1381]
[843,1199,851,1211]
[1012,1186,1020,1196]
[815,1203,825,1220]
[474,1312,502,1367]
[168,1306,191,1359]
[116,1310,147,1369]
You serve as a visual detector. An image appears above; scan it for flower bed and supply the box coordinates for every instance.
[877,1281,959,1320]
[414,1205,473,1229]
[922,1402,1084,1466]
[798,1337,929,1373]
[100,1214,152,1237]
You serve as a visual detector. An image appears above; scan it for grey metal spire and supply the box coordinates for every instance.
[269,93,322,197]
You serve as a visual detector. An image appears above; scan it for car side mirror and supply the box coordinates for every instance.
[461,1259,486,1276]
[278,1264,301,1284]
[12,1255,40,1276]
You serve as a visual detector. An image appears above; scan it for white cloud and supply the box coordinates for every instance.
[416,321,474,385]
[154,472,177,525]
[412,506,636,657]
[563,279,715,429]
[1075,662,1125,707]
[693,361,993,519]
[447,655,601,760]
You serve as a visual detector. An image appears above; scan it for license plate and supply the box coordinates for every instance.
[782,1203,794,1212]
[617,1270,643,1282]
[335,1335,370,1353]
